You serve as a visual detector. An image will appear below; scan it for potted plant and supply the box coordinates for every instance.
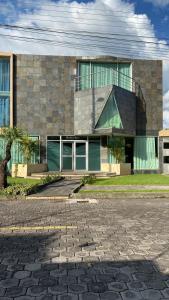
[12,135,47,178]
[107,137,131,175]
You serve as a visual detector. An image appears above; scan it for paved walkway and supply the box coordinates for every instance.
[27,179,81,199]
[1,198,169,299]
[82,185,169,190]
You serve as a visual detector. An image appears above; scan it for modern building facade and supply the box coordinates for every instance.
[0,52,163,173]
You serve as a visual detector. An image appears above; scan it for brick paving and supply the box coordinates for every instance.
[0,198,169,299]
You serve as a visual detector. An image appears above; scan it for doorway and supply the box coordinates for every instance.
[62,141,87,171]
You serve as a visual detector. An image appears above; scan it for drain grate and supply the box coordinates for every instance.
[68,198,98,204]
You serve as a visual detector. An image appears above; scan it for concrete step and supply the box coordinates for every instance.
[30,172,116,180]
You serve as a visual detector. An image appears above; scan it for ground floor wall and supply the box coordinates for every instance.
[45,135,160,173]
[0,134,161,174]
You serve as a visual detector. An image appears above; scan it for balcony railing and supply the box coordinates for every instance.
[74,68,146,112]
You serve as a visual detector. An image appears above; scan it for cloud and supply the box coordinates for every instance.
[0,0,168,127]
[144,0,169,7]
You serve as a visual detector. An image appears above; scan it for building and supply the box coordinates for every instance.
[159,130,169,174]
[0,52,163,173]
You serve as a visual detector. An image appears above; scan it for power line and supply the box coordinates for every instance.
[1,1,168,41]
[0,12,154,27]
[0,1,133,14]
[0,5,153,22]
[0,32,169,60]
[1,24,169,48]
[2,24,168,47]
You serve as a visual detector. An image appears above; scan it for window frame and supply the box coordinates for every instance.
[77,60,132,92]
[0,52,13,128]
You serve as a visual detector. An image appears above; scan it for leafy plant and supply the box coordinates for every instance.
[81,174,96,185]
[107,137,125,163]
[19,135,38,163]
[41,174,59,185]
[2,183,39,197]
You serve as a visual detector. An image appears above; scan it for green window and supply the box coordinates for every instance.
[79,62,91,90]
[134,137,159,170]
[118,63,132,91]
[79,62,131,91]
[0,58,10,127]
[95,92,123,129]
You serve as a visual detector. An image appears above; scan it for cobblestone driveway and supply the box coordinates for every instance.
[1,198,169,299]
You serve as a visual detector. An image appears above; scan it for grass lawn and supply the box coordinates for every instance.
[8,177,40,186]
[90,174,169,186]
[80,189,169,193]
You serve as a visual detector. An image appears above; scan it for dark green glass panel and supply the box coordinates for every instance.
[88,141,100,171]
[47,141,60,171]
[63,143,72,155]
[62,157,72,170]
[76,157,86,170]
[76,143,86,155]
[96,93,123,129]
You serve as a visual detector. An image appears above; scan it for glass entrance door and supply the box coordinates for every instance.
[62,142,73,170]
[61,141,87,171]
[75,142,87,170]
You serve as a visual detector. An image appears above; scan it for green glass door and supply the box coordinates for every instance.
[75,142,87,170]
[88,140,100,171]
[47,141,60,171]
[62,142,73,170]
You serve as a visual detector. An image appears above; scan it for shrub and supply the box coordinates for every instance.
[2,183,39,197]
[81,174,96,185]
[41,174,59,185]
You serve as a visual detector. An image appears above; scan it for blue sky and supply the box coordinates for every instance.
[0,0,169,127]
[131,0,169,40]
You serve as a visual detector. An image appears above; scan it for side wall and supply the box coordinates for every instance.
[133,60,162,136]
[14,55,76,162]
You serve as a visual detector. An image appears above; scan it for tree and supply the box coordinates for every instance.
[0,127,23,188]
[19,135,38,164]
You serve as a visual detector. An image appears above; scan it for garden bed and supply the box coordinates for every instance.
[0,175,62,199]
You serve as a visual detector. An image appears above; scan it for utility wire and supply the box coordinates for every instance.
[0,1,134,13]
[1,24,169,48]
[1,32,169,60]
[0,13,155,27]
[0,6,154,23]
[0,24,162,43]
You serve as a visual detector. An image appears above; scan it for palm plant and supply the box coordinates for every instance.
[107,137,125,163]
[0,127,23,188]
[19,135,38,164]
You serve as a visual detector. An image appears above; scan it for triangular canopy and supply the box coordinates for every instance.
[95,91,123,129]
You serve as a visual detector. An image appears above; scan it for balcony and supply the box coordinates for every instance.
[74,66,146,136]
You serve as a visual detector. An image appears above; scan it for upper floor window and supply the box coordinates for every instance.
[77,62,132,92]
[0,57,10,127]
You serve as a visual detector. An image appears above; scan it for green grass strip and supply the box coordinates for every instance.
[80,189,169,193]
[89,174,169,186]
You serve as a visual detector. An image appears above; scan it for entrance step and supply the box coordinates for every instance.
[30,171,116,180]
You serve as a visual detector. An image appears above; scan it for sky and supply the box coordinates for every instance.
[0,0,169,128]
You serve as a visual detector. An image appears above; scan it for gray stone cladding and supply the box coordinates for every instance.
[13,55,163,162]
[14,55,76,162]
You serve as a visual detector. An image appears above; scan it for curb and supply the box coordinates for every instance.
[69,182,84,198]
[25,195,68,201]
[71,192,169,199]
